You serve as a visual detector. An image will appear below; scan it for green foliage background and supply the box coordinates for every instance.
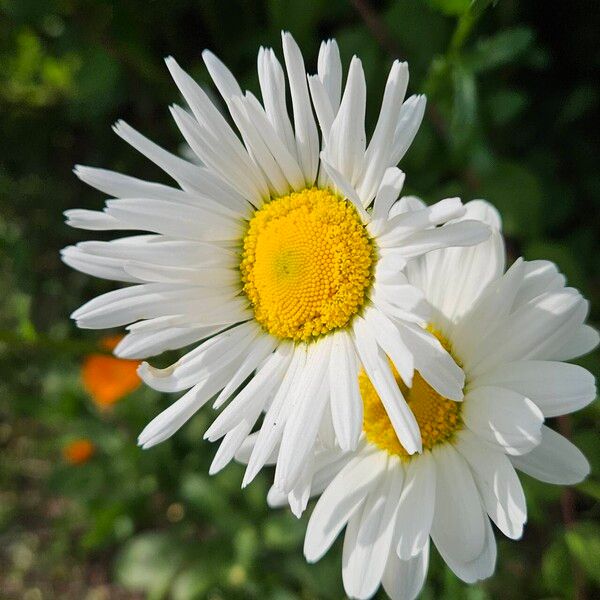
[1,0,599,598]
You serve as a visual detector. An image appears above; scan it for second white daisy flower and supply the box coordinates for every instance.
[251,200,597,599]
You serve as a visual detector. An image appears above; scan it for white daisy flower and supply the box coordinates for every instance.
[62,32,490,493]
[245,200,597,599]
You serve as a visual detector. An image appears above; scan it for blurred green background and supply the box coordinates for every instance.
[1,0,599,598]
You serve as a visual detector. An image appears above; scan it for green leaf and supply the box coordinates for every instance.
[469,27,534,72]
[478,161,542,239]
[426,0,471,16]
[115,532,186,599]
[262,513,305,550]
[171,565,213,600]
[565,522,600,584]
[450,62,477,146]
[486,89,528,125]
[234,526,259,566]
[577,479,600,502]
[542,536,574,596]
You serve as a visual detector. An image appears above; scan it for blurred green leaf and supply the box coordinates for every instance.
[262,513,305,551]
[557,84,599,126]
[542,536,575,596]
[486,89,528,125]
[426,0,471,16]
[479,161,543,239]
[451,62,477,145]
[115,532,186,599]
[468,27,534,72]
[565,522,600,585]
[171,565,213,600]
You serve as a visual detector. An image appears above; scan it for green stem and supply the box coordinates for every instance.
[0,330,110,356]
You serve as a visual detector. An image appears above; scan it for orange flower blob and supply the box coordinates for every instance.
[82,335,140,408]
[63,438,95,465]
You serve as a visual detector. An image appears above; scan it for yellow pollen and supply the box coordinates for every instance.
[360,326,463,459]
[240,187,376,342]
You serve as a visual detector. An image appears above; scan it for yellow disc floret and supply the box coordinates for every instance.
[360,327,463,459]
[240,187,375,342]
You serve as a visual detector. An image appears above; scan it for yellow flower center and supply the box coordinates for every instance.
[360,327,463,459]
[240,187,375,342]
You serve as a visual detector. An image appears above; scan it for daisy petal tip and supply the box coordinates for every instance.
[574,456,591,484]
[208,457,226,476]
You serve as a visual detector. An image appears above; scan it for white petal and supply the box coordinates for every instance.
[205,343,293,442]
[317,39,342,111]
[116,322,223,360]
[169,104,267,205]
[395,452,436,560]
[329,331,363,452]
[64,208,127,231]
[342,463,404,599]
[466,289,587,378]
[201,49,243,99]
[394,220,490,258]
[257,47,297,156]
[209,420,253,475]
[357,61,409,205]
[452,258,526,362]
[378,197,465,246]
[430,445,486,563]
[463,386,544,455]
[212,333,278,409]
[237,93,305,190]
[413,200,505,325]
[281,31,319,185]
[105,197,242,241]
[165,57,260,187]
[396,321,464,401]
[74,164,248,218]
[72,236,236,269]
[511,425,590,485]
[227,95,290,196]
[304,449,386,563]
[275,340,332,492]
[547,324,599,361]
[308,74,335,140]
[319,157,370,222]
[353,317,421,455]
[71,283,248,330]
[457,429,526,540]
[61,245,140,283]
[473,360,596,418]
[389,94,427,166]
[138,372,233,449]
[287,454,315,518]
[326,56,366,184]
[512,260,566,310]
[365,307,414,388]
[112,120,210,193]
[435,516,497,584]
[123,261,239,287]
[368,168,406,236]
[138,322,258,392]
[382,540,429,600]
[242,345,307,486]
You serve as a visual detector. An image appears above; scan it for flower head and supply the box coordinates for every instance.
[82,335,141,408]
[63,32,489,492]
[63,438,95,465]
[248,201,597,598]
